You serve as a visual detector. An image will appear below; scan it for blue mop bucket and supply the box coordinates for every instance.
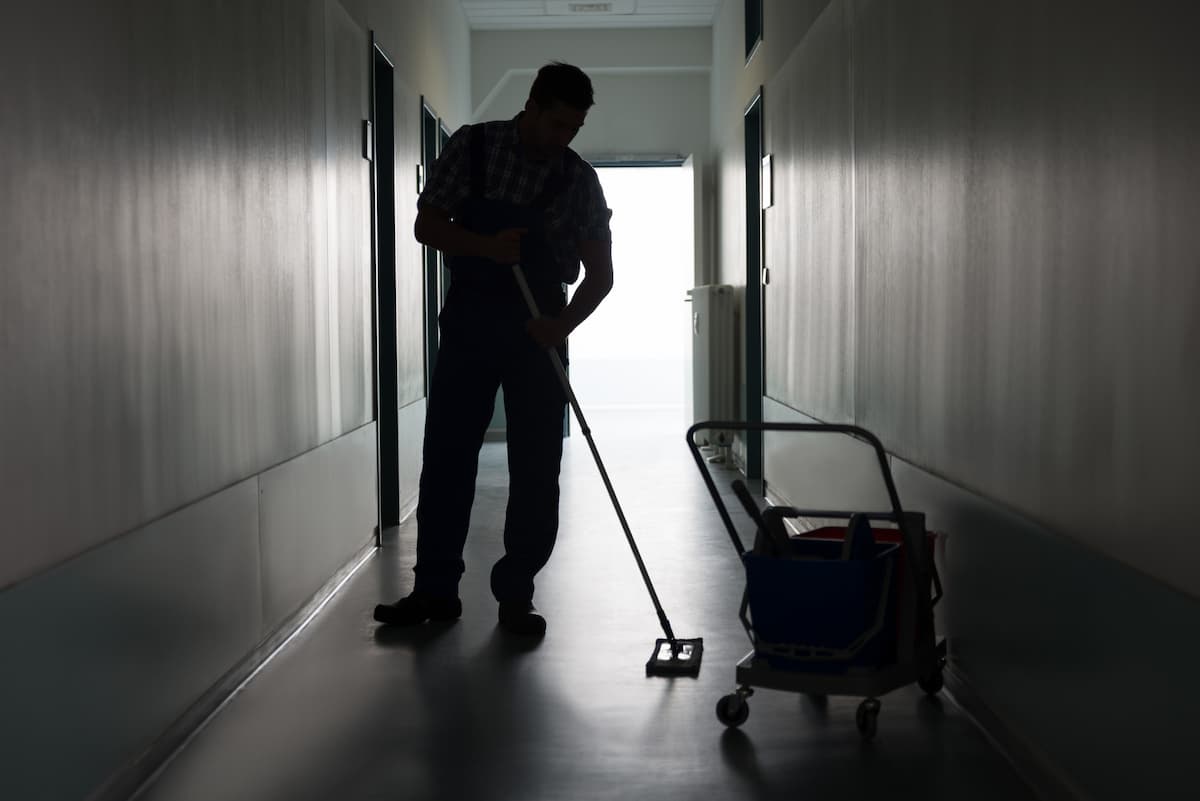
[742,537,900,672]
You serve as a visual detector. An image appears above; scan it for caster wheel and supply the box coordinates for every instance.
[716,694,750,728]
[856,699,880,740]
[918,668,944,695]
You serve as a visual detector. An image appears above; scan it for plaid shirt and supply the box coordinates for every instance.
[418,114,611,283]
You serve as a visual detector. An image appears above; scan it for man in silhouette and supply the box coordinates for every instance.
[374,63,613,637]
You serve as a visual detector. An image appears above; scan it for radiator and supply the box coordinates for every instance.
[687,284,736,446]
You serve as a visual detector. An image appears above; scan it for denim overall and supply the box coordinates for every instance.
[413,124,573,605]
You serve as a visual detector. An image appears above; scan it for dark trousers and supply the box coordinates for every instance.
[413,283,567,604]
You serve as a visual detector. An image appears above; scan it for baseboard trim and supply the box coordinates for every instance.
[89,537,379,801]
[944,665,1091,801]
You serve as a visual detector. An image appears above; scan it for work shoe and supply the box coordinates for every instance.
[373,593,461,626]
[497,602,547,637]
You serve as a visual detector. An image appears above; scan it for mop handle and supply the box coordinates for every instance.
[509,265,589,436]
[510,264,678,644]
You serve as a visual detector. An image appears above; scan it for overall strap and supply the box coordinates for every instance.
[469,123,486,199]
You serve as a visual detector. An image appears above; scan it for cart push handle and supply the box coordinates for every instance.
[686,421,906,555]
[685,420,937,625]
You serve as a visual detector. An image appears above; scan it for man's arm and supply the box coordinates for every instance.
[414,206,523,265]
[561,238,613,331]
[525,237,613,348]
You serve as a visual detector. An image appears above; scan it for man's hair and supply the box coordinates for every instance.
[529,62,594,111]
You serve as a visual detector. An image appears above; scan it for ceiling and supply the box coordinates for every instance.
[459,0,723,30]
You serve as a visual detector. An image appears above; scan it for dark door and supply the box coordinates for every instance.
[420,99,441,394]
[371,38,400,531]
[744,90,765,482]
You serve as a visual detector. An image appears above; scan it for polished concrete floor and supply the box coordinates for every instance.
[135,408,1036,801]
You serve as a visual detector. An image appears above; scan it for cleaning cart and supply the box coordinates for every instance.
[686,421,946,739]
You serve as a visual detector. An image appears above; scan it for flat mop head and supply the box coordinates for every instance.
[646,638,704,677]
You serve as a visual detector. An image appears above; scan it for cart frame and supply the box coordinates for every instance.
[686,421,947,737]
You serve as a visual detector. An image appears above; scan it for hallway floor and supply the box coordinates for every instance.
[134,409,1036,801]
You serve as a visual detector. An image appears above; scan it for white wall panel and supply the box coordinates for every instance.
[324,1,375,436]
[763,4,854,421]
[853,0,1200,595]
[0,0,373,588]
[0,479,261,801]
[259,424,378,631]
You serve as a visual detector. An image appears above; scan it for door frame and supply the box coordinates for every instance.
[437,121,452,310]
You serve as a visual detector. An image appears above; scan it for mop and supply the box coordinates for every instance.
[512,264,703,677]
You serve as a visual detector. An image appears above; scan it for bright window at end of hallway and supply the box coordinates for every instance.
[746,0,763,62]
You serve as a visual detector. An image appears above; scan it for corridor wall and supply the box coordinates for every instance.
[710,2,1200,799]
[0,2,472,799]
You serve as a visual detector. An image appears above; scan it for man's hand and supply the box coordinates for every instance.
[525,316,572,349]
[485,228,527,265]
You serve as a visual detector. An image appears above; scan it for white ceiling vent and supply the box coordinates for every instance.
[545,1,636,14]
